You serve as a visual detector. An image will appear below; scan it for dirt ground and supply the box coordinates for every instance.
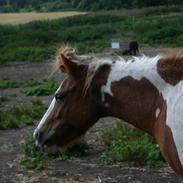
[0,48,182,183]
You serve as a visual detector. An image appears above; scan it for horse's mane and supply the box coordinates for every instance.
[55,47,183,94]
[83,52,183,94]
[83,58,112,95]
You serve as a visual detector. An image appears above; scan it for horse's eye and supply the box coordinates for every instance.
[55,93,63,101]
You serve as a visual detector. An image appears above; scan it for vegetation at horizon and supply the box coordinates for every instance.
[0,5,182,63]
[0,12,86,25]
[0,0,182,12]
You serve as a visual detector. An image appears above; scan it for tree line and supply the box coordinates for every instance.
[0,0,182,12]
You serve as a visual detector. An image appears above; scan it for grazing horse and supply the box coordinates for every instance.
[34,47,183,181]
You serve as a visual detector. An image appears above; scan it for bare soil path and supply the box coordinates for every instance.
[0,48,181,183]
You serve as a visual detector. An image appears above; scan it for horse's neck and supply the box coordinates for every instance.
[101,56,165,135]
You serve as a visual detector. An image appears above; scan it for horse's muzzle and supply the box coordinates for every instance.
[33,129,60,154]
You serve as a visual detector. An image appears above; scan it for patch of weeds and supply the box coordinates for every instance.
[8,93,17,97]
[56,141,89,161]
[0,93,17,103]
[21,79,42,87]
[101,122,166,167]
[21,135,89,170]
[23,78,58,96]
[0,96,9,102]
[0,78,19,89]
[0,100,46,129]
[21,135,46,170]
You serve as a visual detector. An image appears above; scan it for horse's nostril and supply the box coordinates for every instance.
[34,130,40,140]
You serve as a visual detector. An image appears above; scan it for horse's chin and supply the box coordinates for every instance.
[42,133,86,155]
[43,144,60,155]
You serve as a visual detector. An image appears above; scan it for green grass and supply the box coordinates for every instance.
[0,6,183,63]
[0,78,19,89]
[0,96,9,102]
[101,122,166,167]
[0,93,17,102]
[0,100,46,129]
[0,77,58,96]
[23,78,58,96]
[21,135,89,170]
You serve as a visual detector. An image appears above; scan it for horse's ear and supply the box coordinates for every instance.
[57,51,86,77]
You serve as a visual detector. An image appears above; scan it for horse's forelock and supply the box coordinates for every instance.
[54,46,114,96]
[55,45,75,71]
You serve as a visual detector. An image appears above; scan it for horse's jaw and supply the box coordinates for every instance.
[41,144,60,155]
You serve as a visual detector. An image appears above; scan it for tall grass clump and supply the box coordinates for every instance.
[101,122,166,167]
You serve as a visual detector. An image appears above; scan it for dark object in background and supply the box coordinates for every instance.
[129,41,139,55]
[111,40,139,56]
[122,41,139,56]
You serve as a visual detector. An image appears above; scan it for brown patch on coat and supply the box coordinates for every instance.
[157,53,183,85]
[107,76,164,135]
[108,76,183,177]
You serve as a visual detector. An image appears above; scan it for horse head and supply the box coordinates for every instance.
[33,47,110,153]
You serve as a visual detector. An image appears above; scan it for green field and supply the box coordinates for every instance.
[0,6,183,63]
[0,12,86,25]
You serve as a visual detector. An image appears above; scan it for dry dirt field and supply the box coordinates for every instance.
[0,12,86,25]
[0,47,182,183]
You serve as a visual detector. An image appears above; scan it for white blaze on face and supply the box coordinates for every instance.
[34,84,62,139]
[100,55,183,167]
[35,98,56,132]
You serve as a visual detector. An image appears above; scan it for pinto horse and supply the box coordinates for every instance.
[34,47,183,181]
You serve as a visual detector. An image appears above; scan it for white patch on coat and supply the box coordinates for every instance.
[163,81,183,167]
[100,55,183,167]
[155,108,160,118]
